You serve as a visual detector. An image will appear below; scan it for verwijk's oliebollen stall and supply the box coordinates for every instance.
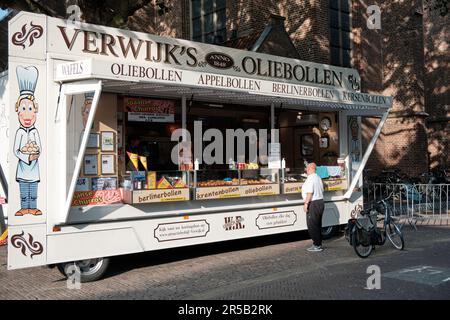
[0,11,392,281]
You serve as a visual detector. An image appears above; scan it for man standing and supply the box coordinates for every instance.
[302,163,325,252]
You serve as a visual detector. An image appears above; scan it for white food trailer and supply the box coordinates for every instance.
[2,11,392,282]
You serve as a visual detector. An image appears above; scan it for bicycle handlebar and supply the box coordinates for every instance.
[376,191,394,205]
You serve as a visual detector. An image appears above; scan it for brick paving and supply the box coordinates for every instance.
[1,226,450,299]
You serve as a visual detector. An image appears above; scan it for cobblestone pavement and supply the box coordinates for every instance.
[1,225,450,299]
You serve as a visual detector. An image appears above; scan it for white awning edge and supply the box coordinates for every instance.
[59,80,102,224]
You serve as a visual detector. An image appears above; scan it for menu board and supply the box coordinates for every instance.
[283,178,348,194]
[125,188,190,204]
[195,184,279,200]
[125,97,175,123]
[240,184,279,197]
[268,143,281,169]
[196,186,241,200]
[324,178,348,191]
[282,182,303,194]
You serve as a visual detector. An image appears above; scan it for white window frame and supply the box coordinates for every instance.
[55,80,102,224]
[330,0,353,67]
[190,0,226,43]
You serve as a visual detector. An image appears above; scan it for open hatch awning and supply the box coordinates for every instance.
[101,80,391,115]
[55,59,392,114]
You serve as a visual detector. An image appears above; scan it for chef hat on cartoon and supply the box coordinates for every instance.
[16,66,39,98]
[85,92,95,102]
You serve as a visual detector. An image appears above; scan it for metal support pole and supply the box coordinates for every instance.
[0,163,7,234]
[271,103,275,131]
[182,95,187,140]
[270,102,278,143]
[344,110,390,199]
[270,102,279,182]
[181,95,188,186]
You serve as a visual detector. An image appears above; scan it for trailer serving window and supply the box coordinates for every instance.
[49,77,392,227]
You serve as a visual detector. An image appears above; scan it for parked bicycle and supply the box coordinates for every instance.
[345,193,405,258]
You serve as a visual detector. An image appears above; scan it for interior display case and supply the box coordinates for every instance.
[122,170,190,204]
[240,168,276,185]
[194,168,280,200]
[195,169,240,188]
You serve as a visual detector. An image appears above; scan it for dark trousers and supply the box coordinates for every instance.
[306,199,325,246]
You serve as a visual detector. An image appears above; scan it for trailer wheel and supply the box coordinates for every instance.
[321,225,339,239]
[57,257,110,283]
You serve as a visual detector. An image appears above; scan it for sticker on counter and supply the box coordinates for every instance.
[71,190,123,206]
[283,180,347,194]
[132,188,189,203]
[240,184,279,197]
[256,211,297,230]
[196,186,241,200]
[324,179,347,191]
[283,182,303,194]
[154,220,210,242]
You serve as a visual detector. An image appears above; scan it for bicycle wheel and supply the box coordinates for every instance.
[386,221,404,250]
[351,230,373,258]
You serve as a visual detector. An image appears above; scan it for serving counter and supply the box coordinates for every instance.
[282,178,348,194]
[194,168,279,200]
[97,166,347,205]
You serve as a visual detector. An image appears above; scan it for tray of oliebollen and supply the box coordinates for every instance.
[21,141,40,154]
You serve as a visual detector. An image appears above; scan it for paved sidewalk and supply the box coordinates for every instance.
[1,225,450,299]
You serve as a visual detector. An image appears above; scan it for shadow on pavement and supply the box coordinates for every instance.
[103,229,315,280]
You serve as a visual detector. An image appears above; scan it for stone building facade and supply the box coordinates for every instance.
[121,0,449,176]
[0,0,448,176]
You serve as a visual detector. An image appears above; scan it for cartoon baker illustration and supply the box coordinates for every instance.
[13,66,42,216]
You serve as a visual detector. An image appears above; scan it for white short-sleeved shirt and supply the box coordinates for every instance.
[301,173,324,201]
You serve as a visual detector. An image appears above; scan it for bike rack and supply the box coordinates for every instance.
[365,182,450,230]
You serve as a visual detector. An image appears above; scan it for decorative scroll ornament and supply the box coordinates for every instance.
[11,231,43,258]
[12,22,43,49]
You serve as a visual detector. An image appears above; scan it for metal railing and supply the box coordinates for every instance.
[364,183,450,229]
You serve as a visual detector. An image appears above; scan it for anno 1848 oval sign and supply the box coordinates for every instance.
[205,52,234,69]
